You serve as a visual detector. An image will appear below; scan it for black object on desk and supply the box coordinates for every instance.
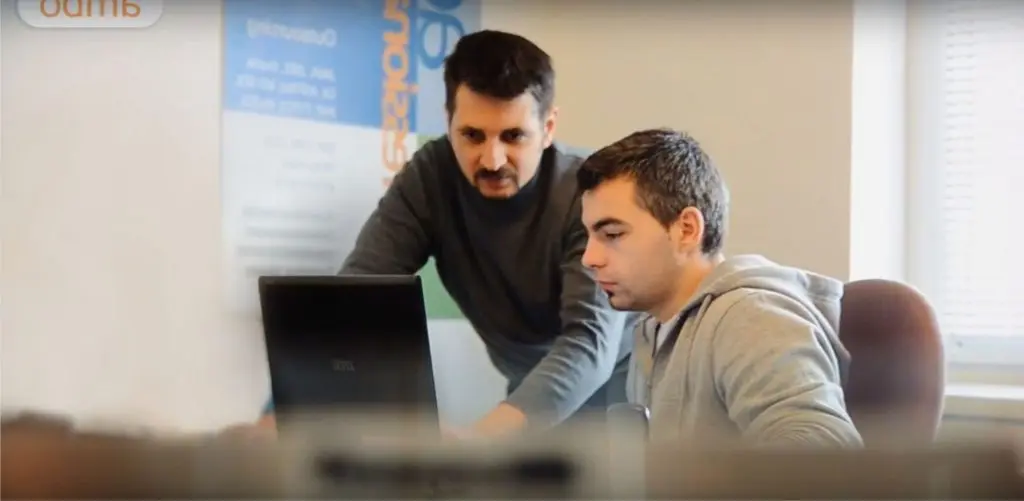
[258,274,439,428]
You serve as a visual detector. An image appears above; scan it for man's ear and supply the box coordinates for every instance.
[674,207,706,254]
[542,106,559,148]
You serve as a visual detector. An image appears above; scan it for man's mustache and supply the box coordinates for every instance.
[475,167,516,181]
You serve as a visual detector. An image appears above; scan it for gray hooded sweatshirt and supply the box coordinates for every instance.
[627,254,863,447]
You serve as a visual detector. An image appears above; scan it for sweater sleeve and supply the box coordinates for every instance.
[503,196,629,428]
[338,151,434,274]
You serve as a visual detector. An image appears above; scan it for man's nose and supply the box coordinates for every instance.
[581,239,604,270]
[480,140,507,170]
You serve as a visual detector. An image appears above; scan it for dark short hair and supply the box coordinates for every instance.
[577,128,729,255]
[443,30,555,116]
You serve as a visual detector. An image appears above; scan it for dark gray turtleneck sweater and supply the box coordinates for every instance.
[338,136,634,427]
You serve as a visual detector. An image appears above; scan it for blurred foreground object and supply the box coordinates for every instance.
[645,443,1023,499]
[2,411,1021,499]
[1,411,280,499]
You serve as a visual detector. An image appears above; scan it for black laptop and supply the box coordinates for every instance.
[257,274,439,426]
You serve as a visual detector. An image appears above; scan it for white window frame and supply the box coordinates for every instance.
[904,0,1024,370]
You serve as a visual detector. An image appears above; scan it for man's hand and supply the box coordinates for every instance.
[218,414,277,440]
[470,402,527,438]
[438,403,526,442]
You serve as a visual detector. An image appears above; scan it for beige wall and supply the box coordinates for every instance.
[1,0,1019,439]
[485,1,858,279]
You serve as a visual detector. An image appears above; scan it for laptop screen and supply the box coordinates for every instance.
[258,275,439,426]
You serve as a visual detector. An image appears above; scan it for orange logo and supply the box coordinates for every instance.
[19,0,162,28]
[380,0,418,188]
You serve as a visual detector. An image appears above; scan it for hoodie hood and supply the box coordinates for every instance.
[677,254,848,373]
[683,255,843,328]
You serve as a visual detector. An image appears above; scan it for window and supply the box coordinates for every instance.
[907,0,1024,367]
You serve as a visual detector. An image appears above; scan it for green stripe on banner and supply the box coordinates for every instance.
[420,257,463,319]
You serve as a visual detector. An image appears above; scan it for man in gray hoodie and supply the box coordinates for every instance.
[576,128,862,448]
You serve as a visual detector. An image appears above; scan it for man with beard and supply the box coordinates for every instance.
[248,30,634,438]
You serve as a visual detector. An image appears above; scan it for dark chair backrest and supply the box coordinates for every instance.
[839,279,945,446]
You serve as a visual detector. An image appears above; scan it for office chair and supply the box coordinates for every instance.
[839,279,946,446]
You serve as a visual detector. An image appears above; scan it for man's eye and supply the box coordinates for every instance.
[501,130,525,142]
[462,130,484,143]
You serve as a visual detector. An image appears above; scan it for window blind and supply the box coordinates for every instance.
[935,0,1024,339]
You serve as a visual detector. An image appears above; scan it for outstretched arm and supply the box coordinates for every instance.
[473,199,630,433]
